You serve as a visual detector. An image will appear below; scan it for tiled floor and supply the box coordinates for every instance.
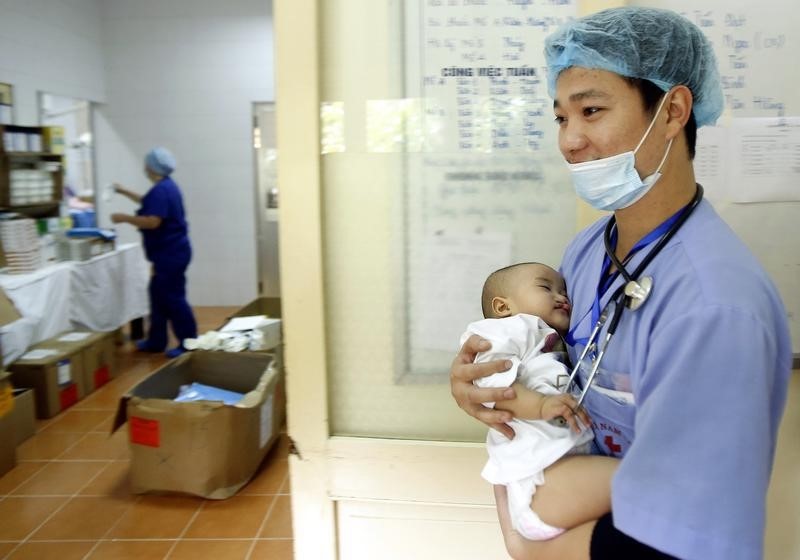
[0,307,293,560]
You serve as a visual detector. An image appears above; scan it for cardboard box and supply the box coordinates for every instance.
[228,297,283,367]
[9,343,86,418]
[0,371,17,477]
[52,331,116,392]
[219,316,282,353]
[111,351,284,499]
[11,387,35,444]
[84,333,116,390]
[230,296,282,320]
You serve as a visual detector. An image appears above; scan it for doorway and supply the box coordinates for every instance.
[253,102,280,297]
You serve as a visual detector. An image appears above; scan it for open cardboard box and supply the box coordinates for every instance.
[230,296,281,320]
[111,351,284,499]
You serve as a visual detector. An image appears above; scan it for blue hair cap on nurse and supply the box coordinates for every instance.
[145,147,176,177]
[544,7,723,128]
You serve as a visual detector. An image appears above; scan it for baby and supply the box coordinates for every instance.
[460,262,609,541]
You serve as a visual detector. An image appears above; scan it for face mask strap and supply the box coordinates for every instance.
[634,93,670,154]
[653,138,673,175]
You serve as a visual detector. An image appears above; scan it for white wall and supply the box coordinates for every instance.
[1,0,274,306]
[0,0,107,123]
[96,0,275,305]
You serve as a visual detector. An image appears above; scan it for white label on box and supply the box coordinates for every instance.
[259,393,274,448]
[21,348,59,360]
[58,332,91,342]
[57,360,71,385]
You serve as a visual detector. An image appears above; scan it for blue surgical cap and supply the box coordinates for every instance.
[144,147,176,176]
[544,7,723,127]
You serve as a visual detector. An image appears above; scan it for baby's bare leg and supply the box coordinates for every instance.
[530,454,619,530]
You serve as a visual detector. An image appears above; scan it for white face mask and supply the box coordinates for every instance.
[566,94,673,212]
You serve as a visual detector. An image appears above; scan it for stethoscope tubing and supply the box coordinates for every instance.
[561,185,705,412]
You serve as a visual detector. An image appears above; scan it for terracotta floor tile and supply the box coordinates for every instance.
[79,460,132,498]
[114,363,162,387]
[11,461,109,496]
[73,376,135,411]
[30,496,134,540]
[41,409,114,433]
[167,539,253,559]
[239,455,287,495]
[16,431,84,461]
[57,431,130,461]
[0,462,46,495]
[195,307,237,330]
[279,473,291,494]
[85,540,174,559]
[0,542,19,558]
[260,495,293,538]
[5,540,96,559]
[250,539,293,560]
[35,417,55,432]
[184,495,274,539]
[0,497,68,540]
[108,495,201,539]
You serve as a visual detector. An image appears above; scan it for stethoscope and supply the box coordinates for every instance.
[551,184,704,428]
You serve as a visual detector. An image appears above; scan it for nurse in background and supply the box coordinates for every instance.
[450,7,791,560]
[111,146,197,359]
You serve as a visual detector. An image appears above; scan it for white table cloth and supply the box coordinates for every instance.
[0,243,149,365]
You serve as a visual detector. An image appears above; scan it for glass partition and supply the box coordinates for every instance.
[322,0,579,441]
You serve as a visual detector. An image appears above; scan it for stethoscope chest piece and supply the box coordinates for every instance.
[624,276,652,310]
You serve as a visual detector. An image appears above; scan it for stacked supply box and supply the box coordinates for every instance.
[0,218,41,273]
[52,331,116,393]
[60,228,116,261]
[9,340,86,418]
[111,351,284,499]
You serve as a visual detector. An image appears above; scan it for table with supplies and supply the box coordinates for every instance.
[0,242,149,365]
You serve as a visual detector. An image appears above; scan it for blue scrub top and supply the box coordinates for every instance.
[561,199,791,560]
[137,176,191,265]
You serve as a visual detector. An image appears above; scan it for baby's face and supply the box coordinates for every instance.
[506,264,571,335]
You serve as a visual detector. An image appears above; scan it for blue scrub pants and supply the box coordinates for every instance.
[145,252,197,351]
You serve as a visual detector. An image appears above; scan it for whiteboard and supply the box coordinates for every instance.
[401,0,578,379]
[399,0,799,380]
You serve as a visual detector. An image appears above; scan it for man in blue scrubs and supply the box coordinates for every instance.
[112,146,197,358]
[450,8,792,559]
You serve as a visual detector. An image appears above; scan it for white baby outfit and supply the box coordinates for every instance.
[460,313,593,540]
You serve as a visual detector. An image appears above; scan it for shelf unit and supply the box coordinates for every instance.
[0,124,63,219]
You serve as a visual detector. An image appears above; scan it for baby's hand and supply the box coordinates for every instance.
[539,394,591,433]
